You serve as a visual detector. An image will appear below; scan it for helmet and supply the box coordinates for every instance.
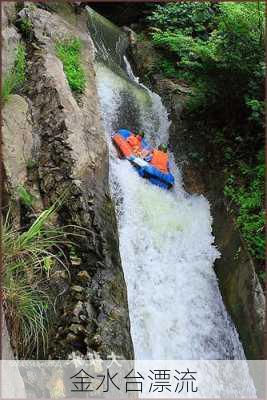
[158,143,168,153]
[132,128,139,136]
[139,131,145,138]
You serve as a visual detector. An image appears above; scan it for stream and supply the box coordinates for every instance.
[87,6,245,362]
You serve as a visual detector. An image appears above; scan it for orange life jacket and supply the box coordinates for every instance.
[127,134,142,154]
[150,150,169,173]
[112,134,133,157]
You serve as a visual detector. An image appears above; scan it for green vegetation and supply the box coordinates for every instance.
[224,149,264,257]
[2,201,72,358]
[55,37,86,93]
[19,16,33,37]
[149,2,264,124]
[145,2,265,282]
[147,2,218,38]
[2,43,26,103]
[17,185,36,207]
[27,158,38,170]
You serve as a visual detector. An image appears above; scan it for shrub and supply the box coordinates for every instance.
[55,37,86,93]
[147,2,219,38]
[224,150,265,269]
[150,2,265,126]
[152,30,195,62]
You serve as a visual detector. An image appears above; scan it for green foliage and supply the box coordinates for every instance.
[158,59,177,78]
[152,30,195,62]
[2,75,15,104]
[147,2,218,38]
[15,43,26,83]
[224,150,265,268]
[17,185,36,207]
[185,81,208,113]
[246,97,265,128]
[55,37,86,93]
[19,16,33,35]
[2,43,26,103]
[2,201,73,358]
[149,2,265,126]
[27,158,38,170]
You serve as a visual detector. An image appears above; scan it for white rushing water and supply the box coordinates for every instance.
[95,60,245,361]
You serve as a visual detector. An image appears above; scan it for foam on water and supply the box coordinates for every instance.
[95,60,245,361]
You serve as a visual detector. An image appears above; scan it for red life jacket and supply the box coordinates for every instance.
[150,150,169,173]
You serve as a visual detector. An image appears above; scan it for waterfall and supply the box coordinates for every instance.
[86,6,245,361]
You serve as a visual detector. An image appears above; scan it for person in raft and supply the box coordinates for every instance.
[145,143,170,173]
[127,129,146,157]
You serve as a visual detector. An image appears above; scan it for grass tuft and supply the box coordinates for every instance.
[55,37,86,93]
[2,199,75,358]
[2,43,26,104]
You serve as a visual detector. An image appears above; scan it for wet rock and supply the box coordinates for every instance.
[70,285,84,293]
[75,293,86,301]
[77,270,90,283]
[71,316,82,324]
[92,334,102,347]
[70,257,81,266]
[66,333,78,344]
[67,350,85,360]
[85,303,95,320]
[122,26,136,47]
[69,324,87,335]
[57,326,64,335]
[53,270,68,281]
[72,301,84,317]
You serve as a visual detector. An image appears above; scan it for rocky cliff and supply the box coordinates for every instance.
[2,2,133,360]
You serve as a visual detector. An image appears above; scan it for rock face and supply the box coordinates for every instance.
[159,80,265,359]
[132,39,265,359]
[211,196,265,359]
[2,95,33,188]
[2,2,21,78]
[2,3,133,360]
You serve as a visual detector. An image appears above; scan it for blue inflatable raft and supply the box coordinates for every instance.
[112,129,175,190]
